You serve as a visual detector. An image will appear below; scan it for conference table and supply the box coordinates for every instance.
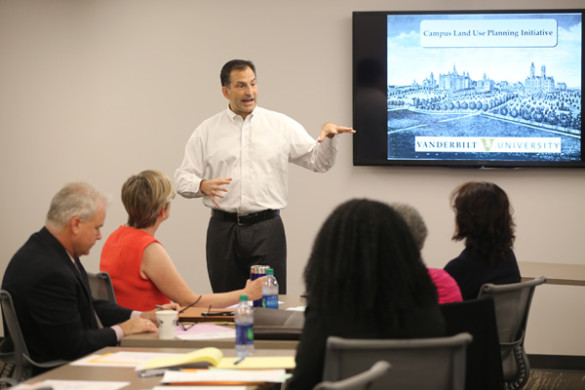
[122,294,305,350]
[18,295,305,389]
[20,346,295,390]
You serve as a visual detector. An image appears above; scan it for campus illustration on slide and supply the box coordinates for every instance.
[385,12,582,162]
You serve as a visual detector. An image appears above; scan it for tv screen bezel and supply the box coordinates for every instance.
[352,9,585,168]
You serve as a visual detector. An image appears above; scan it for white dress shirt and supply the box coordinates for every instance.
[175,106,339,214]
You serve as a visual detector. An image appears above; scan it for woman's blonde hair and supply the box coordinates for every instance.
[122,170,175,229]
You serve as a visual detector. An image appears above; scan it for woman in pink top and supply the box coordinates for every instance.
[100,170,264,311]
[427,268,463,304]
[390,202,462,304]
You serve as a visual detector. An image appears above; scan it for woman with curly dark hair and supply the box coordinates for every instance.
[287,199,445,390]
[444,181,521,300]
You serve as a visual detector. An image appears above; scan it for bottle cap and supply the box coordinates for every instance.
[240,294,248,301]
[266,268,274,275]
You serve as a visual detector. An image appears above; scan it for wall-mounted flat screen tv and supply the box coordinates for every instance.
[353,9,584,167]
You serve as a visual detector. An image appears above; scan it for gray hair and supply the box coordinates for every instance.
[389,202,428,250]
[46,182,110,230]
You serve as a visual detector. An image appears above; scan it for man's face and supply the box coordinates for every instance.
[222,67,257,119]
[72,202,106,258]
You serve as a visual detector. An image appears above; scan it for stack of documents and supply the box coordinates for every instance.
[136,347,294,384]
[161,369,289,385]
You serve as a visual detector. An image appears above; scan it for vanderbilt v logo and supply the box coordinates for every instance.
[482,138,495,151]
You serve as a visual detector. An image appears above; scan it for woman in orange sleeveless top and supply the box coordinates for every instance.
[100,169,264,311]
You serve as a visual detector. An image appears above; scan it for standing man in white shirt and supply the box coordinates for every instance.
[175,59,354,294]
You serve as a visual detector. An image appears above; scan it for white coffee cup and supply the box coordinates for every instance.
[156,310,178,339]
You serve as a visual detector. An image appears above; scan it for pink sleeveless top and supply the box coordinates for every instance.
[428,268,463,304]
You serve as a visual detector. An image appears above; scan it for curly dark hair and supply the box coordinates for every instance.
[451,182,515,265]
[303,199,438,330]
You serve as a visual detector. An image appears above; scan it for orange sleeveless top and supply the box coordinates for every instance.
[100,226,171,311]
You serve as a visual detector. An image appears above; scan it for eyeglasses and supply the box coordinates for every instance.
[177,319,196,331]
[201,305,235,317]
[175,295,203,331]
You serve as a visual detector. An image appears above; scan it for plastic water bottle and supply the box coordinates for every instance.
[235,294,254,357]
[262,268,279,309]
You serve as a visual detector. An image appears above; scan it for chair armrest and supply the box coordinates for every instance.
[23,354,68,369]
[0,377,17,386]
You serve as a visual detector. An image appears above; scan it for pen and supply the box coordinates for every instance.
[138,368,167,378]
[234,356,246,365]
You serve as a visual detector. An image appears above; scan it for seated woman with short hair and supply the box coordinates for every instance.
[100,170,263,311]
[444,181,521,300]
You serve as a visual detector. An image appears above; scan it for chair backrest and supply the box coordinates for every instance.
[0,289,32,381]
[440,296,504,390]
[314,361,391,390]
[0,290,68,383]
[87,271,117,304]
[323,333,472,390]
[477,275,547,388]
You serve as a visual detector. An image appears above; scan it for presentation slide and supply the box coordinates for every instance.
[386,12,582,162]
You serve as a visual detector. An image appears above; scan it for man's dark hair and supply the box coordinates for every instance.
[220,59,256,87]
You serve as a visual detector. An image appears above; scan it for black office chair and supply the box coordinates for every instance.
[0,290,68,382]
[314,361,391,390]
[0,346,16,389]
[87,271,117,304]
[322,333,472,390]
[478,276,547,390]
[440,296,505,390]
[0,336,16,387]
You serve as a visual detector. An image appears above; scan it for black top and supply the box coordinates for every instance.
[286,303,446,390]
[444,248,521,300]
[2,227,132,363]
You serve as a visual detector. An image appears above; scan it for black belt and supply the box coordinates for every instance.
[212,209,279,226]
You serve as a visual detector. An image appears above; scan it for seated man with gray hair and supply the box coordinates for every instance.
[2,182,175,368]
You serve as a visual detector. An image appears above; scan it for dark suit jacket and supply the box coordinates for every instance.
[2,227,132,363]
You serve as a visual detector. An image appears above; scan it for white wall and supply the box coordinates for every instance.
[1,0,584,356]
